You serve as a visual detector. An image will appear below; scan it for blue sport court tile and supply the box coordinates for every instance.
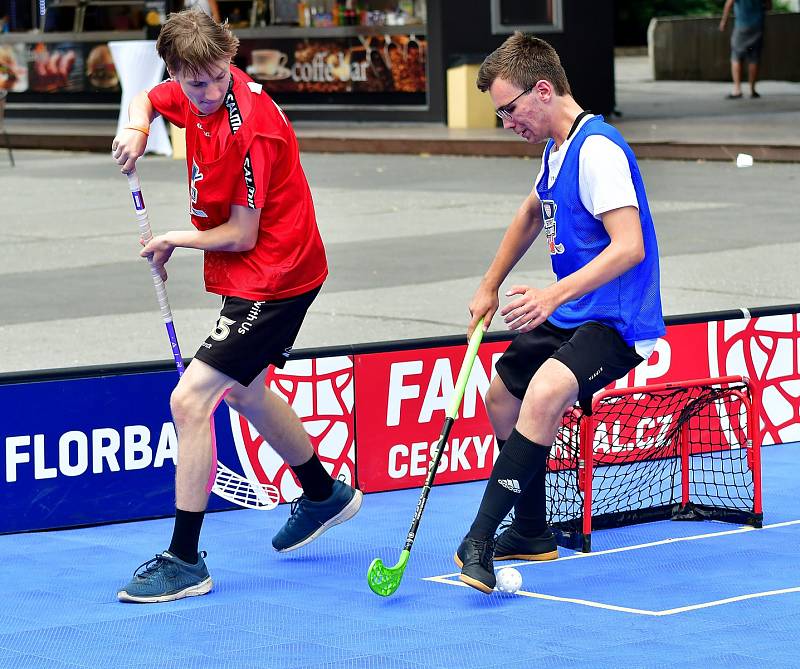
[0,443,797,669]
[0,626,130,668]
[0,651,84,669]
[73,612,276,656]
[217,640,371,669]
[172,601,397,641]
[292,658,433,669]
[384,639,571,669]
[126,656,241,669]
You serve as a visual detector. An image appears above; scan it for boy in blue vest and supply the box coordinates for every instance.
[456,33,665,593]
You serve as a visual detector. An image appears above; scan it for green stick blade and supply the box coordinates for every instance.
[367,550,410,597]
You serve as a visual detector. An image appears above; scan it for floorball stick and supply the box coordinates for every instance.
[367,319,485,596]
[126,170,185,375]
[125,170,279,510]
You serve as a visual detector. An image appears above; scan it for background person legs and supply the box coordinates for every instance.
[729,59,744,98]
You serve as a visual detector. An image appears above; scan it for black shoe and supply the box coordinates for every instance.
[454,536,496,594]
[495,525,559,562]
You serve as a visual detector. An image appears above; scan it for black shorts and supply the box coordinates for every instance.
[193,286,321,387]
[495,320,644,404]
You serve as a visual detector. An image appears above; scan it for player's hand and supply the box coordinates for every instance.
[140,235,175,281]
[718,18,726,31]
[467,286,499,338]
[500,284,558,333]
[111,128,149,174]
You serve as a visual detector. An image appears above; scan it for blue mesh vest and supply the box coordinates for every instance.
[536,116,665,344]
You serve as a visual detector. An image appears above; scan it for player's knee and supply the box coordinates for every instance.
[225,379,270,413]
[485,381,510,418]
[170,386,209,428]
[485,383,501,415]
[485,380,518,437]
[224,387,254,414]
[525,384,572,424]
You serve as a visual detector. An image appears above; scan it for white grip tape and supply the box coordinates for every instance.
[136,211,154,244]
[127,171,173,324]
[127,172,154,243]
[149,263,173,323]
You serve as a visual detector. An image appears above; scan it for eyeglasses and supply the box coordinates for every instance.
[495,86,533,120]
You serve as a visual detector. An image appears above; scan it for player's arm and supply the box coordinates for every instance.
[468,188,544,336]
[140,129,270,279]
[720,0,734,30]
[111,90,158,173]
[502,206,644,333]
[547,205,645,305]
[141,205,261,280]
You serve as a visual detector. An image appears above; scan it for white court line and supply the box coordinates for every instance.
[426,574,800,616]
[427,519,800,578]
[425,519,800,616]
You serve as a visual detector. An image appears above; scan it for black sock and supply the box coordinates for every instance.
[512,447,551,536]
[291,453,334,502]
[496,437,506,453]
[168,508,205,564]
[468,429,549,540]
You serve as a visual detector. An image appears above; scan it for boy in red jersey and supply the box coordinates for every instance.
[111,9,361,603]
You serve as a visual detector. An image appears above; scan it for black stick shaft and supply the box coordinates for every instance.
[403,417,455,552]
[397,319,484,555]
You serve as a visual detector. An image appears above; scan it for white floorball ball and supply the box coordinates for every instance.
[496,567,523,594]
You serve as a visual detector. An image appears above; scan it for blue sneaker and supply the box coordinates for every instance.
[272,479,363,552]
[117,551,213,603]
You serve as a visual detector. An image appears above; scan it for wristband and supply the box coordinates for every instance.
[125,124,150,136]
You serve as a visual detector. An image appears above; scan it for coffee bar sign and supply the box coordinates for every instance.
[239,35,427,94]
[250,47,368,83]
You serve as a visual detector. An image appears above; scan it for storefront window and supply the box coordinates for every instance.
[1,0,37,31]
[43,3,77,31]
[491,0,562,34]
[0,0,430,117]
[82,3,145,31]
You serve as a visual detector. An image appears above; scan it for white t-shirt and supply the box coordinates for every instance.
[535,114,657,360]
[534,114,639,217]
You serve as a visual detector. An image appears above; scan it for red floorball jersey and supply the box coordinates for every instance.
[148,66,327,300]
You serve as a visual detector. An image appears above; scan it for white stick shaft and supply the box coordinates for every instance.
[126,171,174,325]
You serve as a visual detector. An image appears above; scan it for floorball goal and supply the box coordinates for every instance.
[548,375,762,552]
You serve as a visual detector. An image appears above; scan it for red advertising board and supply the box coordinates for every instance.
[225,355,356,504]
[612,316,800,447]
[353,314,800,493]
[354,342,509,492]
[179,312,800,503]
[1,309,795,532]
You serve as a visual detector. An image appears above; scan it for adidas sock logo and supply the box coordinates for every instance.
[497,478,521,494]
